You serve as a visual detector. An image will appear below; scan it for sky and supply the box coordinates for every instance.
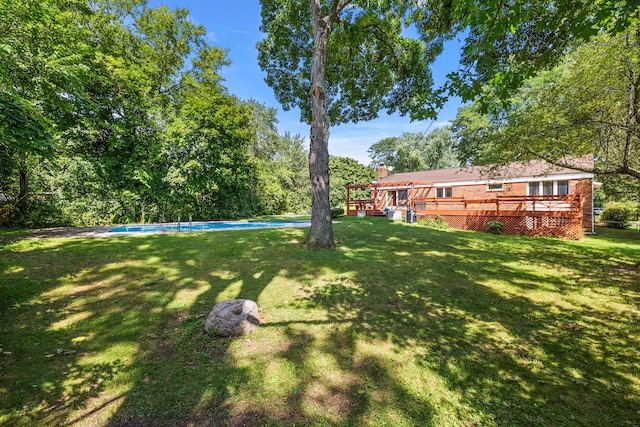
[147,1,464,164]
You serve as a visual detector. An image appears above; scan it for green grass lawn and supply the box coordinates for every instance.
[1,217,639,426]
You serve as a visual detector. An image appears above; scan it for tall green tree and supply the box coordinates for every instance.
[329,156,375,207]
[163,84,256,220]
[246,100,310,215]
[0,0,91,209]
[451,103,495,167]
[18,1,258,226]
[422,126,459,170]
[395,135,429,173]
[366,137,400,170]
[454,26,640,183]
[368,127,458,173]
[61,2,252,223]
[258,2,437,249]
[258,0,637,249]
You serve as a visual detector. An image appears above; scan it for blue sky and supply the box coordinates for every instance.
[148,1,464,164]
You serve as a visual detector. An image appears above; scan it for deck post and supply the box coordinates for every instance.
[373,187,378,212]
[410,182,414,212]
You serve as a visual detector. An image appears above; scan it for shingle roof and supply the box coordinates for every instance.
[378,156,594,185]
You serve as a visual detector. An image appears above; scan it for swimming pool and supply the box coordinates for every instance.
[108,220,311,234]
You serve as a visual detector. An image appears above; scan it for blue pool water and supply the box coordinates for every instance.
[108,220,311,234]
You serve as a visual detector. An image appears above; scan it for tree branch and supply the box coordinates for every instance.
[521,147,640,180]
[335,0,353,14]
[326,0,352,26]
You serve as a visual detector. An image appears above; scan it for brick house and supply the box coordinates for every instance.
[345,157,596,239]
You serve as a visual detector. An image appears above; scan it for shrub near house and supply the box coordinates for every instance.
[601,203,634,229]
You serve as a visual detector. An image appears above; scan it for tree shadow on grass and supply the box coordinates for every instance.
[0,231,271,426]
[300,220,640,426]
[1,218,638,426]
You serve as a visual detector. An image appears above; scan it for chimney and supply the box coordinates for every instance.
[377,164,388,180]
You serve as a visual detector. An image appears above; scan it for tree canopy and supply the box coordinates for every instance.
[453,26,640,184]
[0,0,93,203]
[368,127,459,173]
[0,0,312,228]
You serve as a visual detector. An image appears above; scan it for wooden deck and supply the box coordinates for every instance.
[345,183,585,239]
[414,195,583,239]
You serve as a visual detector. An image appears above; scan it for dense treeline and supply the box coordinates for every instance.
[367,126,459,173]
[0,1,372,228]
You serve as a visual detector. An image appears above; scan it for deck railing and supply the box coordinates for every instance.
[413,195,584,239]
[413,194,582,215]
[346,192,585,239]
[346,199,383,216]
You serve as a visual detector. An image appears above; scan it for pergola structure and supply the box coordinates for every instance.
[345,181,432,216]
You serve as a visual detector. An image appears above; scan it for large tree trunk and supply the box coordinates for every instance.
[306,2,335,249]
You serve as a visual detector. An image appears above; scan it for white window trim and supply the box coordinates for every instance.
[429,173,591,188]
[487,183,504,191]
[527,180,571,196]
[436,187,453,198]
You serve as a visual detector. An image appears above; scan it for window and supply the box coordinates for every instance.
[557,180,569,195]
[398,190,408,201]
[487,183,503,191]
[436,187,453,198]
[528,180,571,196]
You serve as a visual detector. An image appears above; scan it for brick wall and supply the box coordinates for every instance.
[445,183,522,199]
[574,179,593,232]
[380,178,593,228]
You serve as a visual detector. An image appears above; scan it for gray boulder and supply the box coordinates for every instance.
[205,299,259,337]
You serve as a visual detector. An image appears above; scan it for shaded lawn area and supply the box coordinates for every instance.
[1,216,639,426]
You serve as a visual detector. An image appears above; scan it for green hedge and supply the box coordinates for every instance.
[601,203,634,229]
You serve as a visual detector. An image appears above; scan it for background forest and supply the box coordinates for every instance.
[0,1,374,228]
[1,1,290,227]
